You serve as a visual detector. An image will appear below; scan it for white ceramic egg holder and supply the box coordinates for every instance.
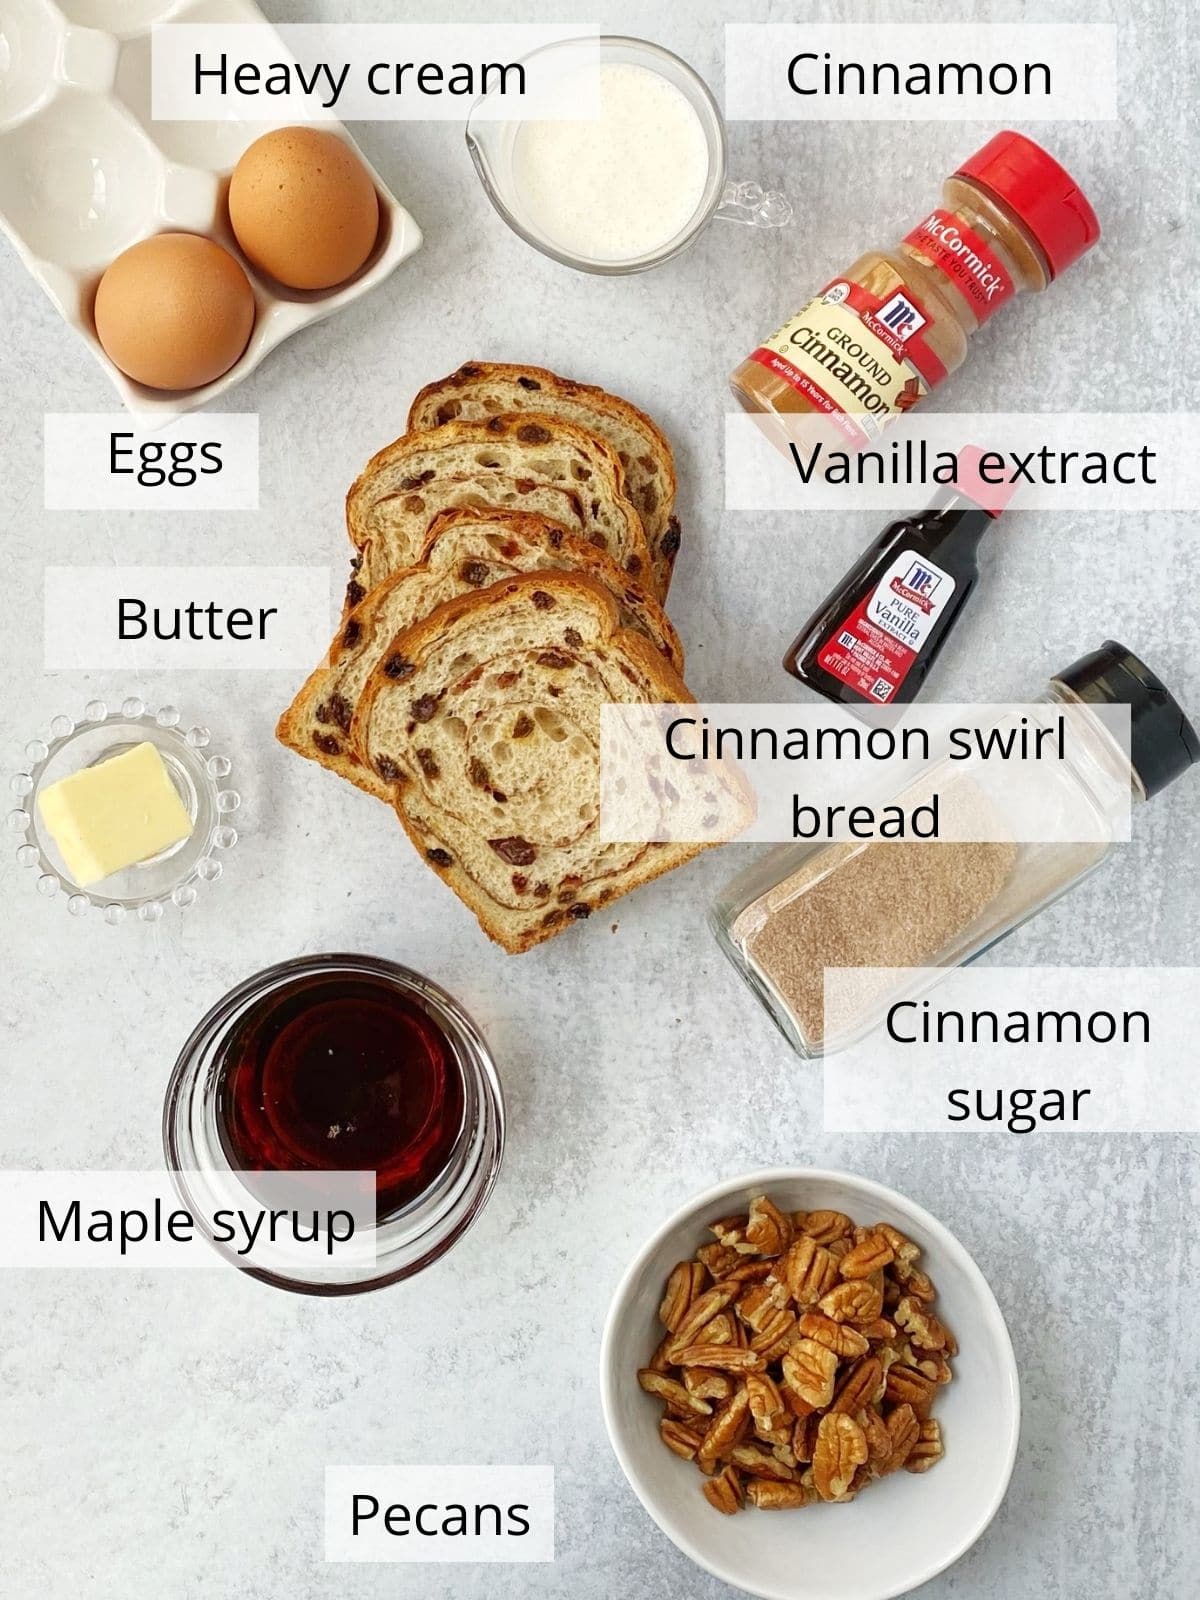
[0,0,422,413]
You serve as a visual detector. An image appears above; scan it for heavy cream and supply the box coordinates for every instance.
[512,62,710,264]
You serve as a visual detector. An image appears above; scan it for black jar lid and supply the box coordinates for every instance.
[1055,640,1200,799]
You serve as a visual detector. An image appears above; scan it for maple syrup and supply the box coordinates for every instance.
[216,967,466,1218]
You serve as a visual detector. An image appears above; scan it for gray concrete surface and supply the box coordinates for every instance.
[2,1,1197,1595]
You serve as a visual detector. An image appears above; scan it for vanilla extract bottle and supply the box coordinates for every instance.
[785,448,1014,707]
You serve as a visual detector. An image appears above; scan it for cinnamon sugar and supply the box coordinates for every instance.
[732,837,1017,1050]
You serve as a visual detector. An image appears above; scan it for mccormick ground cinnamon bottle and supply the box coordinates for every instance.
[731,132,1099,442]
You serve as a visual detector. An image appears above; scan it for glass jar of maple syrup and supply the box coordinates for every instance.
[731,131,1099,443]
[164,954,504,1295]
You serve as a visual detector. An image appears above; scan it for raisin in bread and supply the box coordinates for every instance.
[344,415,652,608]
[352,572,724,953]
[276,510,684,801]
[408,362,680,597]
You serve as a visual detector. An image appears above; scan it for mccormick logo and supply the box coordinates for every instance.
[875,291,927,342]
[890,561,941,611]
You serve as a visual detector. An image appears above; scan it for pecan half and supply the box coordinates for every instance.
[729,1443,795,1482]
[748,1309,797,1362]
[735,1281,778,1334]
[792,1413,821,1463]
[745,1195,794,1257]
[696,1388,751,1473]
[659,1418,703,1461]
[668,1284,739,1353]
[696,1312,735,1348]
[637,1369,711,1417]
[830,1356,883,1416]
[837,1230,895,1281]
[812,1413,868,1502]
[875,1222,921,1264]
[780,1339,838,1410]
[746,1478,814,1510]
[660,1261,708,1332]
[794,1209,853,1244]
[683,1367,732,1403]
[670,1345,764,1374]
[696,1243,742,1278]
[859,1405,893,1473]
[884,1403,921,1473]
[904,1418,944,1473]
[914,1352,954,1386]
[782,1236,841,1307]
[895,1296,949,1352]
[818,1279,883,1325]
[797,1313,870,1360]
[709,1214,751,1253]
[701,1464,743,1515]
[893,1258,937,1302]
[884,1364,938,1419]
[746,1371,788,1436]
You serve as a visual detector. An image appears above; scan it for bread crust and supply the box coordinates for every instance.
[407,362,680,597]
[353,570,716,953]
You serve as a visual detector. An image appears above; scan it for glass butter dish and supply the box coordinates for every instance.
[9,698,239,922]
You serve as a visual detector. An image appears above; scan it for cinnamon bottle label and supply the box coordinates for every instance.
[748,278,949,444]
[902,208,1016,322]
[816,549,957,703]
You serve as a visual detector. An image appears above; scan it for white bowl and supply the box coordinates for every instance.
[600,1168,1019,1600]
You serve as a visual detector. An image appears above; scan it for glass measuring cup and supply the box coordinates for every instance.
[466,35,791,275]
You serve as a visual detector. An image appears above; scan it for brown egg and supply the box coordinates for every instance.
[94,233,255,391]
[228,127,379,291]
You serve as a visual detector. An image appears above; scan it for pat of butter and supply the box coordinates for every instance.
[37,741,194,887]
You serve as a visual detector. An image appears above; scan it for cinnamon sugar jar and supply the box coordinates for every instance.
[731,131,1099,442]
[710,643,1198,1060]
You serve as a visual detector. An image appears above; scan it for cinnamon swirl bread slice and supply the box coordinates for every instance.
[408,362,680,598]
[276,510,683,801]
[352,572,734,952]
[344,415,652,608]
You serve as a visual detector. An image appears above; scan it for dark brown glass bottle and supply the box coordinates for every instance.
[785,450,1012,708]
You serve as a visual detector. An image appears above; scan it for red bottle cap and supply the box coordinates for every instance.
[955,131,1100,279]
[957,445,1018,517]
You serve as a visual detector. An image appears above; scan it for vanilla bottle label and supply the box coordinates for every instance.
[817,548,957,703]
[749,278,948,443]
